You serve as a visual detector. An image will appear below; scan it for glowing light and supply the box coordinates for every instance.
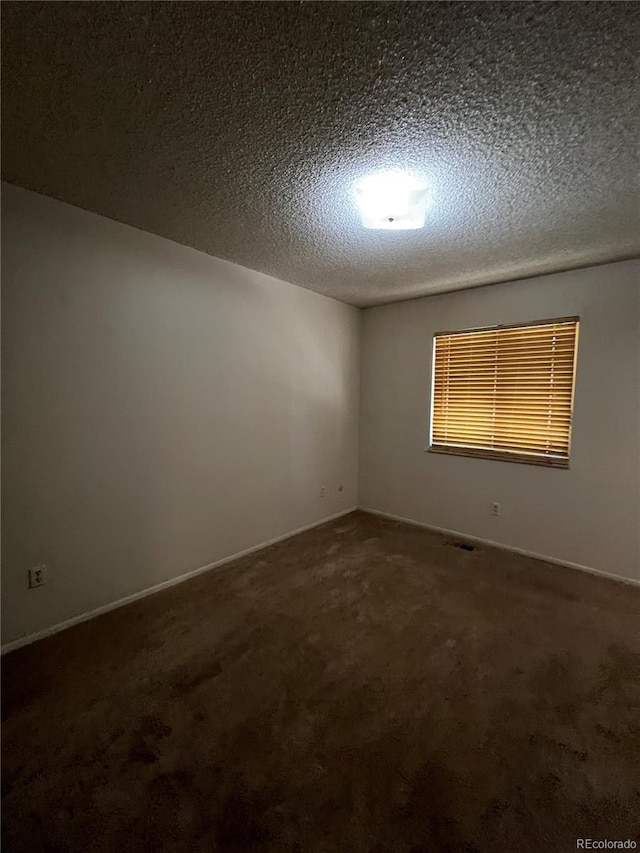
[353,171,430,230]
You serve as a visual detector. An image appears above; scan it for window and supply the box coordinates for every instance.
[429,317,579,468]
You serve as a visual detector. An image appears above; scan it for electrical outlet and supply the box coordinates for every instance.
[28,565,49,589]
[320,486,326,498]
[491,502,501,517]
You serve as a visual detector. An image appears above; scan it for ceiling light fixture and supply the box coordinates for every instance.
[353,171,430,230]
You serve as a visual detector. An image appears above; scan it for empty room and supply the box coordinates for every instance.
[1,2,639,851]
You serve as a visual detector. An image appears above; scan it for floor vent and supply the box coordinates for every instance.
[449,541,475,552]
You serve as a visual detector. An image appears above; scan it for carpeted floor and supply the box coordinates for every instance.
[2,511,639,852]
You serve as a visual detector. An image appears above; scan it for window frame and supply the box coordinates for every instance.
[426,316,580,468]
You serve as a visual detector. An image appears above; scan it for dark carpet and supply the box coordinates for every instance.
[2,511,639,852]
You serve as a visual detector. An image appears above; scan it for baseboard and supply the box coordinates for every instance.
[1,506,358,655]
[359,506,640,588]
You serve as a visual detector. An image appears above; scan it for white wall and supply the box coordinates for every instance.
[360,261,640,581]
[1,184,360,645]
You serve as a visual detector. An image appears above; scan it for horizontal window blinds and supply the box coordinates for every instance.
[431,318,579,467]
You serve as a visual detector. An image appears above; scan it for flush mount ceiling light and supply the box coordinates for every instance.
[353,171,431,230]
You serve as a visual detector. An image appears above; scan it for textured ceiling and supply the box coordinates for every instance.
[2,2,639,307]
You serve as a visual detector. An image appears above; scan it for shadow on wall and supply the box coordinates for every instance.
[1,185,359,644]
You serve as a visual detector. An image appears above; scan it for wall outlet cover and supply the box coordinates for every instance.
[28,565,49,589]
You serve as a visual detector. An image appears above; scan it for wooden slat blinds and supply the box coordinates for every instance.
[430,317,579,467]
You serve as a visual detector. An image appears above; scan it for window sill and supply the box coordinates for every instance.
[426,444,570,469]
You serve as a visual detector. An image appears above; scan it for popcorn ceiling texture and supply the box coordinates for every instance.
[2,1,639,306]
